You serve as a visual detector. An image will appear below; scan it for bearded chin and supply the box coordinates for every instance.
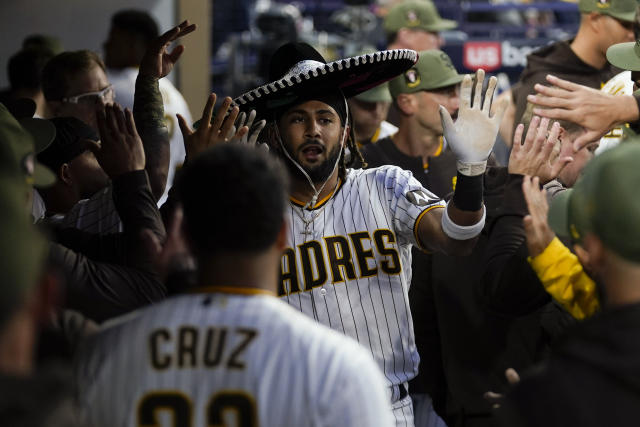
[283,144,342,184]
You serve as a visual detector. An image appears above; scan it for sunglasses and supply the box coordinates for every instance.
[62,84,115,105]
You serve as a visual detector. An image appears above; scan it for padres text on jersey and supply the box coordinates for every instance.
[280,165,445,388]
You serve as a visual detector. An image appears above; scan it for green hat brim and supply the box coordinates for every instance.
[354,83,392,103]
[429,74,464,91]
[607,42,640,71]
[548,189,573,239]
[421,18,458,32]
[608,9,636,23]
[33,162,56,188]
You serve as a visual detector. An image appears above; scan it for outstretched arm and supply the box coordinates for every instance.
[527,74,640,151]
[479,116,572,315]
[134,20,196,201]
[418,69,507,255]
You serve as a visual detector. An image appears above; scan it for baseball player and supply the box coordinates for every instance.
[76,144,394,427]
[232,43,507,426]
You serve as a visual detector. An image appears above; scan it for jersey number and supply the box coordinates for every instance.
[138,390,256,427]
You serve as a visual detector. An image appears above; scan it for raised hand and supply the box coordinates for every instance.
[526,74,639,151]
[522,175,556,257]
[94,104,145,178]
[508,116,573,184]
[139,20,197,79]
[440,69,508,176]
[176,93,244,162]
[230,110,267,149]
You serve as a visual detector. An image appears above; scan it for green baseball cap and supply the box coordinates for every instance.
[0,103,56,187]
[607,40,640,71]
[0,181,48,327]
[354,82,393,103]
[384,0,457,35]
[578,0,637,22]
[389,49,463,98]
[548,141,640,262]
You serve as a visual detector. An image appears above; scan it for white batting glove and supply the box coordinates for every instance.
[440,69,507,176]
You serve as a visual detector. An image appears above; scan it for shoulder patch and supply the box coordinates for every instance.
[406,189,440,207]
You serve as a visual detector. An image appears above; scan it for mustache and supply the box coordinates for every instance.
[298,139,325,151]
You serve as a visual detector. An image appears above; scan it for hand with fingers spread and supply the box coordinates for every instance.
[177,94,242,162]
[139,20,197,79]
[509,116,573,184]
[441,69,508,176]
[94,104,146,178]
[230,110,268,149]
[527,74,639,151]
[522,175,556,257]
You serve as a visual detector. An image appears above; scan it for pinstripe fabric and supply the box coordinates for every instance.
[62,186,123,234]
[76,293,394,427]
[280,166,445,393]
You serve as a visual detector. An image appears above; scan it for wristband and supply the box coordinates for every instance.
[457,160,487,176]
[452,172,483,211]
[441,202,486,240]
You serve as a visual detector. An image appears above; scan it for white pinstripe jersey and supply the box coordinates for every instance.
[62,186,122,233]
[279,166,445,388]
[76,292,394,427]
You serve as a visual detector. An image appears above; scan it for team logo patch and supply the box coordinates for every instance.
[406,10,420,26]
[596,0,610,8]
[404,68,421,88]
[406,189,440,207]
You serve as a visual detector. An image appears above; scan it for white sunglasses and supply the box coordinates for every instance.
[61,85,115,105]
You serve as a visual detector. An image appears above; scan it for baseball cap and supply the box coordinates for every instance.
[0,181,48,327]
[384,0,457,35]
[548,141,640,262]
[607,40,640,71]
[351,46,393,103]
[578,0,637,22]
[389,49,463,98]
[37,117,99,172]
[0,103,56,187]
[354,82,393,103]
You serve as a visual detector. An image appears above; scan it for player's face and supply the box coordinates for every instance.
[278,100,345,182]
[416,84,460,135]
[557,129,598,188]
[52,64,113,130]
[348,98,391,142]
[599,15,635,50]
[402,28,443,50]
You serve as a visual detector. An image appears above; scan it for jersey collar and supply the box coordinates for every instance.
[289,178,344,210]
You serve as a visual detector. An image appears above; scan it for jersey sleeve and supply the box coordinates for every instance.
[375,166,445,247]
[528,237,600,319]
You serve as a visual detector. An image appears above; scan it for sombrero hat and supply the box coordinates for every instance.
[233,42,418,120]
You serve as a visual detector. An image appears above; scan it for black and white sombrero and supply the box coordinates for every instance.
[233,42,418,120]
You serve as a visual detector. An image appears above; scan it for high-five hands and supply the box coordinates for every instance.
[177,93,268,162]
[509,116,573,184]
[177,94,243,162]
[139,20,197,79]
[522,175,556,257]
[440,69,508,176]
[94,104,145,178]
